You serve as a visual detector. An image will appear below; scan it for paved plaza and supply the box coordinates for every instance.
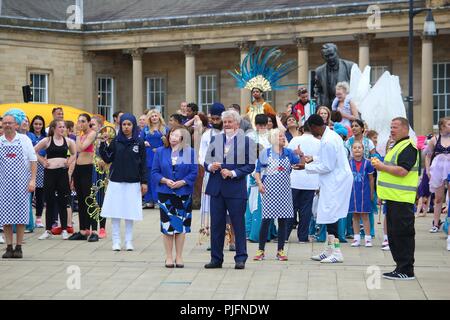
[0,209,449,300]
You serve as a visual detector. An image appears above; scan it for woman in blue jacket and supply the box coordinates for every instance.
[152,126,198,268]
[100,113,147,252]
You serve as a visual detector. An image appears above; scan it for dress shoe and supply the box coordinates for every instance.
[235,262,245,269]
[175,259,184,268]
[12,246,23,259]
[68,232,88,241]
[2,246,13,259]
[165,260,175,268]
[204,261,222,269]
[87,233,99,242]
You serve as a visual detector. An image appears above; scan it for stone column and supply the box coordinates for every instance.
[82,51,95,113]
[183,45,200,103]
[131,48,145,116]
[354,33,375,71]
[237,41,254,112]
[421,34,434,135]
[294,37,313,88]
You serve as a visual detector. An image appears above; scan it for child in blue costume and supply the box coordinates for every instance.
[348,141,375,247]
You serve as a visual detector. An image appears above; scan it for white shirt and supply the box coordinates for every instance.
[199,128,222,165]
[305,127,353,224]
[287,133,320,190]
[0,133,37,162]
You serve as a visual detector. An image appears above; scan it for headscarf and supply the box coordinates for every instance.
[4,108,26,125]
[116,113,139,144]
[210,102,225,116]
[333,122,348,138]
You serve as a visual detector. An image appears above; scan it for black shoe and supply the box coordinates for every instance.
[68,232,87,241]
[87,233,99,242]
[12,247,22,259]
[2,247,13,259]
[382,270,415,280]
[235,262,245,269]
[204,261,222,269]
[165,260,175,268]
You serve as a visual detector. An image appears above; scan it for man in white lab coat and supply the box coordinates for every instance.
[296,114,353,263]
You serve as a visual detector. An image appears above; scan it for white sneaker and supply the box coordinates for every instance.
[311,244,333,261]
[62,230,69,240]
[365,239,373,247]
[112,243,121,251]
[351,240,360,247]
[0,235,4,244]
[125,242,134,251]
[38,230,52,240]
[320,251,344,263]
[447,239,450,251]
[429,226,439,233]
[381,240,390,251]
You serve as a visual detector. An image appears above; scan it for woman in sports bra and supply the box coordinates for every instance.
[69,113,98,241]
[34,120,76,240]
[425,117,450,235]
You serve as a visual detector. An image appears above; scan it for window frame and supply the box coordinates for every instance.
[197,73,219,114]
[433,62,450,126]
[28,72,50,104]
[97,76,115,123]
[146,75,167,118]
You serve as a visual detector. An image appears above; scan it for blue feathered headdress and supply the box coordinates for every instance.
[228,47,297,92]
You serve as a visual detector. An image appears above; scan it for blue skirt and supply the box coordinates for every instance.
[159,193,192,235]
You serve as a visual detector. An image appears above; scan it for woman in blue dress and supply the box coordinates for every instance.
[348,141,375,248]
[140,109,168,209]
[29,115,47,228]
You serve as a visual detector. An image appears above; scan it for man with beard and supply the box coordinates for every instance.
[198,103,227,250]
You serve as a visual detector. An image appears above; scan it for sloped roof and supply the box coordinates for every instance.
[0,0,435,33]
[1,0,409,22]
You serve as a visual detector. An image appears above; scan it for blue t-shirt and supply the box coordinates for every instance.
[255,147,300,173]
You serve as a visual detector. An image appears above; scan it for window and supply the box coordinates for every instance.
[30,73,48,103]
[147,77,166,116]
[264,91,275,106]
[433,62,450,125]
[97,77,114,123]
[198,74,217,113]
[370,65,389,86]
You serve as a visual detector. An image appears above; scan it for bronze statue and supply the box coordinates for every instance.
[314,43,355,108]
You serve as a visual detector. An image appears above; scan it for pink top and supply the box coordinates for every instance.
[80,134,94,153]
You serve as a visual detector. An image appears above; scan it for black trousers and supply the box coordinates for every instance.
[34,188,45,217]
[259,218,287,251]
[73,164,96,231]
[386,200,415,275]
[44,168,70,231]
[326,221,339,238]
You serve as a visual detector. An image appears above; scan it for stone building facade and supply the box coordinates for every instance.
[0,0,449,134]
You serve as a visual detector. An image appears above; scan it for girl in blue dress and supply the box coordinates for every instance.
[349,141,375,247]
[140,109,168,209]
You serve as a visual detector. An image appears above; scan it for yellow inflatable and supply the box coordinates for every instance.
[0,103,113,127]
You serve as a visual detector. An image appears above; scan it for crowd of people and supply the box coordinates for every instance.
[0,83,449,281]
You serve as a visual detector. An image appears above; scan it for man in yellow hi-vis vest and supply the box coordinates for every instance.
[372,117,419,281]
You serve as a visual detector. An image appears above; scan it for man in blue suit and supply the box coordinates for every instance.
[204,110,256,269]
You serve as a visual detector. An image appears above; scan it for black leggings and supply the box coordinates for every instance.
[44,168,70,230]
[34,188,45,217]
[73,164,96,231]
[259,218,287,251]
[326,221,339,238]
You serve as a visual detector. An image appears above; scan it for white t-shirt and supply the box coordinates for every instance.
[0,133,37,163]
[287,133,320,190]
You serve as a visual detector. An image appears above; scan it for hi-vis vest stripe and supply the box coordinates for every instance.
[377,139,419,204]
